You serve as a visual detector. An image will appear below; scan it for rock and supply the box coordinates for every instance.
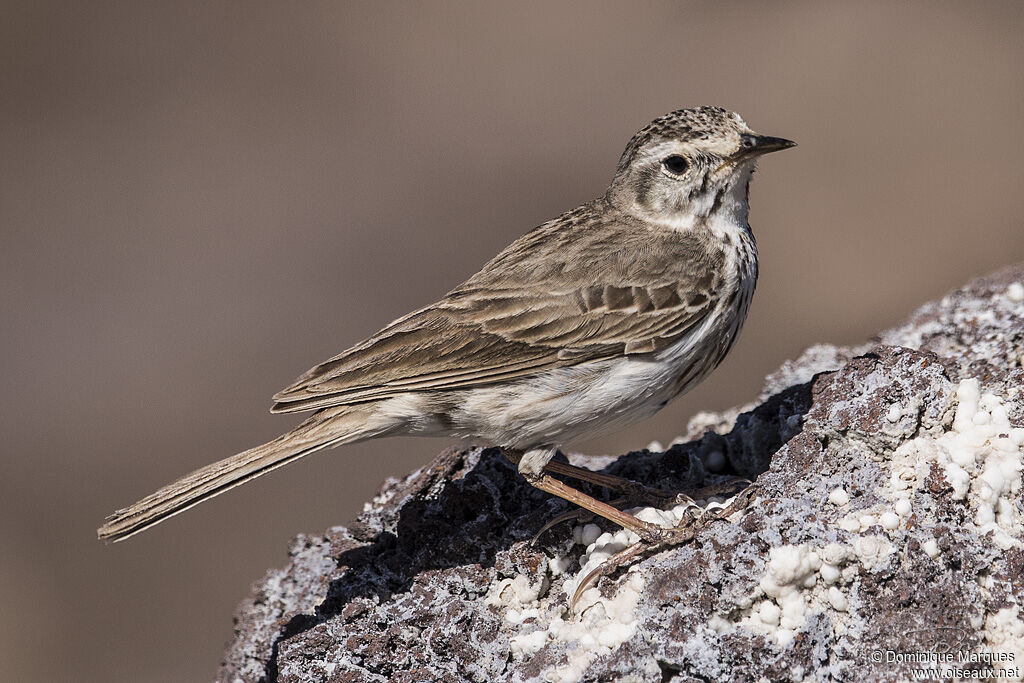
[218,265,1024,683]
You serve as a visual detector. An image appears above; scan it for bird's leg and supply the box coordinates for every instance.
[525,458,686,545]
[685,476,754,504]
[522,471,679,544]
[701,480,759,522]
[505,447,676,544]
[541,459,684,507]
[530,476,752,544]
[506,445,759,611]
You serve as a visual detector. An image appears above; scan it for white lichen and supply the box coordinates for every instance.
[495,494,740,683]
[828,487,850,506]
[826,586,849,612]
[1004,282,1024,303]
[852,535,894,571]
[879,511,900,530]
[486,572,549,624]
[757,545,822,645]
[887,379,1024,549]
[894,498,912,516]
[984,605,1024,675]
[714,542,858,645]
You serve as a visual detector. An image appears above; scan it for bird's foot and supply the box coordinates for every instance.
[683,476,754,507]
[515,453,757,612]
[567,482,758,611]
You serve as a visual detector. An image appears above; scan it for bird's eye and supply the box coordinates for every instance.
[662,155,689,175]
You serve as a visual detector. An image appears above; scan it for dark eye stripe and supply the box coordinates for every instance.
[662,155,689,175]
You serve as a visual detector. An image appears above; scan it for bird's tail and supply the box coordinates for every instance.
[97,405,387,542]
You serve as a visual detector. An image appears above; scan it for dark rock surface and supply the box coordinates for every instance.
[218,265,1024,683]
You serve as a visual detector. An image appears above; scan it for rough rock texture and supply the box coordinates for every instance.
[218,265,1024,683]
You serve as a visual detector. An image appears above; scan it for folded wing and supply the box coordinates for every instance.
[271,279,716,413]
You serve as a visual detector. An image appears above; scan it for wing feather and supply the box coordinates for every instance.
[271,287,713,412]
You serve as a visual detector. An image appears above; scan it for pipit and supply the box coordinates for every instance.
[98,107,794,554]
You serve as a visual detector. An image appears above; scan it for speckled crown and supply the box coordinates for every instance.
[615,107,748,173]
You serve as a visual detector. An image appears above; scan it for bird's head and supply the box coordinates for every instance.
[606,107,794,230]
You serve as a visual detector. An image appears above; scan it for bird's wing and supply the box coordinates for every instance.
[270,282,717,413]
[271,207,726,413]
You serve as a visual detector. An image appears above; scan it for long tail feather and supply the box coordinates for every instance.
[97,405,379,542]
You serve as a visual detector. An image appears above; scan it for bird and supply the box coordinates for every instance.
[98,106,794,546]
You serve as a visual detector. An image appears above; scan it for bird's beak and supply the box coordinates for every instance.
[731,134,797,162]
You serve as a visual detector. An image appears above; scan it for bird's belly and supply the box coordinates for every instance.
[444,332,719,448]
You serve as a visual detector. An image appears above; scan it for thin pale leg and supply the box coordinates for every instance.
[507,448,681,509]
[506,446,753,544]
[540,456,751,508]
[529,497,625,546]
[505,447,675,542]
[524,473,676,543]
[530,477,750,544]
[508,441,759,609]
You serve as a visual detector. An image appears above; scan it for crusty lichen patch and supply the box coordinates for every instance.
[711,377,1024,660]
[489,493,744,683]
[886,379,1024,550]
[486,522,647,682]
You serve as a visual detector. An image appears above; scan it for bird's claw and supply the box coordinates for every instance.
[570,540,652,611]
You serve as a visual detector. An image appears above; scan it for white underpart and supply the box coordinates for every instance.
[375,290,748,471]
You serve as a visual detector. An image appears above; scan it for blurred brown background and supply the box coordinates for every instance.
[3,1,1023,681]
